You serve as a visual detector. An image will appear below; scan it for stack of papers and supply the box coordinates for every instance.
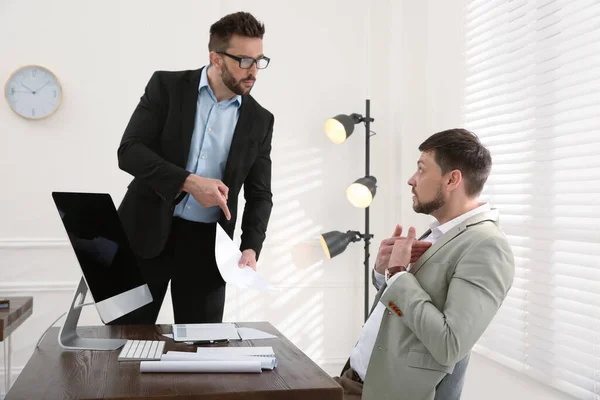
[196,346,275,358]
[140,347,278,374]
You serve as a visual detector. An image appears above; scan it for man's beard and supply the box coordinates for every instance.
[413,186,446,215]
[221,63,255,95]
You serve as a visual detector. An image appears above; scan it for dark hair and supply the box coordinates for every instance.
[418,128,492,197]
[208,12,265,52]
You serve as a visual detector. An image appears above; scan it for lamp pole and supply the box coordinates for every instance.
[363,99,374,321]
[321,100,376,322]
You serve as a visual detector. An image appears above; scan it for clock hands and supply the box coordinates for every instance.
[21,83,35,93]
[19,81,51,95]
[33,80,51,93]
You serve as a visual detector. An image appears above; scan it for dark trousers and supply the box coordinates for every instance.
[109,217,226,325]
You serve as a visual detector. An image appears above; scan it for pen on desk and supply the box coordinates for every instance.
[187,339,230,345]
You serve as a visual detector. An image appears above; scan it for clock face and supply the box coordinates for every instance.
[4,65,62,120]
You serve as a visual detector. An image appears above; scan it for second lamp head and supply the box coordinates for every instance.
[346,176,377,208]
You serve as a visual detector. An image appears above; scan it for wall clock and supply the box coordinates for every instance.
[4,65,62,120]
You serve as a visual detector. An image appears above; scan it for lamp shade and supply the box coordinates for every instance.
[319,230,358,259]
[324,114,361,144]
[346,176,377,208]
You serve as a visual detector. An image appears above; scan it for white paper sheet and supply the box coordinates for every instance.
[162,333,195,345]
[237,327,278,340]
[140,360,262,373]
[172,323,240,342]
[162,351,277,370]
[215,224,277,291]
[168,327,278,341]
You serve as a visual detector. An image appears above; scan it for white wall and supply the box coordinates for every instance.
[0,1,579,399]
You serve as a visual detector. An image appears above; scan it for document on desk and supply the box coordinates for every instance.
[172,323,240,342]
[168,324,277,344]
[215,223,276,291]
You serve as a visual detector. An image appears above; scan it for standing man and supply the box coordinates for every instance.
[114,12,274,324]
[335,129,515,399]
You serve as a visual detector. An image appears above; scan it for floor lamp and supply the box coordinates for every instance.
[319,99,376,322]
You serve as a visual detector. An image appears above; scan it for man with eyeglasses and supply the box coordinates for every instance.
[114,12,274,324]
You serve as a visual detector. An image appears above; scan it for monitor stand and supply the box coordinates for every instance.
[58,277,127,351]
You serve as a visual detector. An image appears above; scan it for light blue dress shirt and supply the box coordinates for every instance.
[174,66,242,223]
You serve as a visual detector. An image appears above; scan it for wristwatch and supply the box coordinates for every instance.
[385,265,407,281]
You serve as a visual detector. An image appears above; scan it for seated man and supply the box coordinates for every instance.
[335,128,515,400]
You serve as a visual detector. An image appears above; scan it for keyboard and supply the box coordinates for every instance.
[118,340,165,361]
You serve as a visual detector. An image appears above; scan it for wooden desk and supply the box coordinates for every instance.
[0,297,33,393]
[7,321,343,400]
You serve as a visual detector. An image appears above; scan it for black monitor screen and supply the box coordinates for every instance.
[52,192,146,302]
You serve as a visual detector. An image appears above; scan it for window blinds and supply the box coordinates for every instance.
[463,1,600,399]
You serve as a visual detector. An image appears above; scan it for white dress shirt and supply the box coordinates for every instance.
[349,203,491,381]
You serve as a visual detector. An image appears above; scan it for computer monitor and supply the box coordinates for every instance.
[51,192,153,350]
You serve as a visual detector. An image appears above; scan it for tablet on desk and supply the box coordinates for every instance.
[172,323,241,343]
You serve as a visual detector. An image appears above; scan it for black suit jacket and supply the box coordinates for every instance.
[117,67,274,260]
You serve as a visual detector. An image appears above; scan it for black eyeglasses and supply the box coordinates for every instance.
[218,52,270,69]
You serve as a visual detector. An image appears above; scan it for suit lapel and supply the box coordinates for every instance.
[409,209,500,275]
[222,97,254,187]
[180,68,203,165]
[371,283,387,314]
[409,227,463,275]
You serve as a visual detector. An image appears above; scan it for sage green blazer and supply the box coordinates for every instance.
[362,210,515,400]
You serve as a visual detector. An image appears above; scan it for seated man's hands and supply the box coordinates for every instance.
[388,226,417,274]
[374,224,432,275]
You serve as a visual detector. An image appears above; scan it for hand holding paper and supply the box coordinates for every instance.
[239,249,257,270]
[215,224,276,291]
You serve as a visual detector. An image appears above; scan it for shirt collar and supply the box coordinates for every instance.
[199,65,242,107]
[429,202,492,236]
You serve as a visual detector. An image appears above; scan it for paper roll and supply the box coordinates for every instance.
[161,352,277,370]
[140,360,262,373]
